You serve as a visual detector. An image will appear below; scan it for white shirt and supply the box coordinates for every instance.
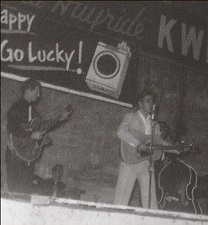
[138,111,152,135]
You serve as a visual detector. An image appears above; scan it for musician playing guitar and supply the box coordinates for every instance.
[113,90,173,209]
[6,78,72,194]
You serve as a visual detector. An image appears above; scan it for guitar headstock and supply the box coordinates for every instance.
[59,104,73,122]
[179,143,201,155]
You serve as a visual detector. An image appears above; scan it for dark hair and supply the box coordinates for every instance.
[133,90,155,108]
[21,78,41,94]
[137,90,155,102]
[158,121,170,134]
[52,164,63,173]
[158,121,175,143]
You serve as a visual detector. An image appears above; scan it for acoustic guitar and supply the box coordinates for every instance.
[9,104,73,162]
[120,129,197,164]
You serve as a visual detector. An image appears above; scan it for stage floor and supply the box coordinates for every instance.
[1,166,207,215]
[71,166,208,215]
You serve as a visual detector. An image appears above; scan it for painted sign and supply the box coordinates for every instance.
[156,14,207,66]
[1,1,207,105]
[1,4,138,105]
[9,1,206,69]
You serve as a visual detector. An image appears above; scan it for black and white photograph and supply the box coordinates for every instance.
[1,1,208,224]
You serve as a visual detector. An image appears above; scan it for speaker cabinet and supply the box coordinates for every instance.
[86,42,131,99]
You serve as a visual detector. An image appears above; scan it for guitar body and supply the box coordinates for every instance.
[120,129,163,164]
[10,103,73,162]
[158,158,202,214]
[120,142,145,164]
[120,141,161,164]
[11,117,52,162]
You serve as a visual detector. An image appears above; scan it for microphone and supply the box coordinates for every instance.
[151,104,157,120]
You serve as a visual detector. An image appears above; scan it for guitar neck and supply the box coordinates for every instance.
[154,145,174,150]
[41,115,62,133]
[40,104,72,133]
[151,145,180,154]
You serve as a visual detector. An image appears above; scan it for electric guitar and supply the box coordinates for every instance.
[9,104,73,162]
[120,129,198,164]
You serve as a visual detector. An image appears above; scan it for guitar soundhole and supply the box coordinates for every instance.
[140,151,150,157]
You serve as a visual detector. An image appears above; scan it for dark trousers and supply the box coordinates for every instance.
[6,147,35,194]
[194,175,208,199]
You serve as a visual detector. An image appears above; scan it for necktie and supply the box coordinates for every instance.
[29,105,32,122]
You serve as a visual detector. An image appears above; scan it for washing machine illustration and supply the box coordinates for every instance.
[86,42,131,99]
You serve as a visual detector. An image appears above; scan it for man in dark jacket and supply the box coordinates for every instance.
[6,78,43,194]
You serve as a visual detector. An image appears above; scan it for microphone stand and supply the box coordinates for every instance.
[148,119,156,209]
